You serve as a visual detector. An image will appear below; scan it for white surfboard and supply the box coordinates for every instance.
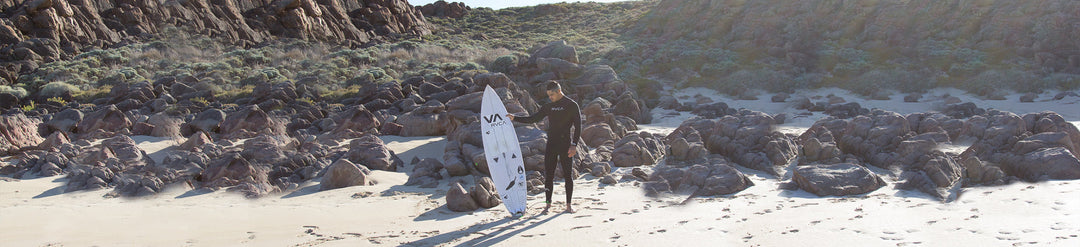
[480,86,528,216]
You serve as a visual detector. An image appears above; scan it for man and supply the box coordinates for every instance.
[507,80,582,214]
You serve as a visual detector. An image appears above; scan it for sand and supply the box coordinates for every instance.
[2,88,1079,246]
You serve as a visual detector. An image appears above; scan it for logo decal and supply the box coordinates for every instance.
[483,114,504,123]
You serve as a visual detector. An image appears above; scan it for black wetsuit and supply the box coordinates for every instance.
[513,96,582,204]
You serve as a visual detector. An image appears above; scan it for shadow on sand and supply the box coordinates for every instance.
[403,213,562,247]
[31,177,69,199]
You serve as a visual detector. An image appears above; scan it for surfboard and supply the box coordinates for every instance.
[480,85,528,216]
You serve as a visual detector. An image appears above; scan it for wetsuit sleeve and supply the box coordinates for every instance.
[571,101,582,146]
[514,104,547,124]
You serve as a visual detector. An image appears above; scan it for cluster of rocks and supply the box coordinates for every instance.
[787,108,1080,201]
[445,177,501,212]
[0,0,431,77]
[637,109,796,197]
[418,1,469,19]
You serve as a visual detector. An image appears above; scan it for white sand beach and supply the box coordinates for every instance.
[2,88,1079,246]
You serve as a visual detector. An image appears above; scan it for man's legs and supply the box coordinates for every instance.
[542,150,557,214]
[559,151,574,213]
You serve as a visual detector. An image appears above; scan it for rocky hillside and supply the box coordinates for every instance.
[615,0,1080,96]
[0,0,431,83]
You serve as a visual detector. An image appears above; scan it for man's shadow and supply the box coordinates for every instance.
[403,212,563,247]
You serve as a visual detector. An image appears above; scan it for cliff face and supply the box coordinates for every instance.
[0,0,430,79]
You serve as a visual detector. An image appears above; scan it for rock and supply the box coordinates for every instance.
[102,135,154,169]
[132,122,154,136]
[581,123,617,148]
[319,159,370,191]
[471,177,501,208]
[960,156,1005,185]
[219,105,284,138]
[191,109,226,133]
[1020,93,1037,102]
[405,158,443,188]
[180,132,213,151]
[771,93,789,102]
[643,178,671,197]
[694,159,754,196]
[600,174,618,184]
[1053,91,1079,100]
[1004,147,1080,181]
[37,131,69,151]
[146,113,183,138]
[77,105,131,134]
[396,101,447,136]
[446,182,479,212]
[419,1,471,19]
[46,108,82,133]
[199,152,275,197]
[792,163,886,196]
[529,40,578,65]
[904,93,922,102]
[588,162,612,177]
[241,135,288,163]
[330,106,380,135]
[611,132,665,167]
[0,114,45,154]
[345,134,395,171]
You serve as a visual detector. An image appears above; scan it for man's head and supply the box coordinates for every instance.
[545,80,563,102]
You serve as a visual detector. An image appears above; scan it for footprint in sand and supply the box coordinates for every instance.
[571,226,592,231]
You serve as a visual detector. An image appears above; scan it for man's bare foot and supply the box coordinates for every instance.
[564,204,575,214]
[541,203,551,215]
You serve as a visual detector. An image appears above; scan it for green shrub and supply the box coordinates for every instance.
[0,85,29,98]
[39,82,81,98]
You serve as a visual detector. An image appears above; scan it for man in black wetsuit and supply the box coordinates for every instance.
[507,80,582,214]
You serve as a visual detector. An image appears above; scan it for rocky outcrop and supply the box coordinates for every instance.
[646,155,754,197]
[419,1,470,19]
[790,163,886,196]
[679,110,799,176]
[218,105,285,139]
[1,0,431,79]
[0,114,45,155]
[611,131,665,167]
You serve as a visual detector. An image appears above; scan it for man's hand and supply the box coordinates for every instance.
[505,113,514,121]
[568,146,577,157]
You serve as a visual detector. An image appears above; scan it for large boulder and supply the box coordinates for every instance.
[792,163,886,196]
[46,108,82,133]
[77,105,131,134]
[419,1,471,18]
[0,114,45,155]
[529,40,578,65]
[405,158,443,188]
[198,152,275,198]
[396,101,447,136]
[219,105,285,138]
[190,109,226,133]
[1002,147,1080,181]
[446,182,479,212]
[611,132,665,167]
[344,134,395,171]
[319,159,371,191]
[471,176,501,209]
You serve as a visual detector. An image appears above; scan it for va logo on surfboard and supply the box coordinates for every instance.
[483,114,504,123]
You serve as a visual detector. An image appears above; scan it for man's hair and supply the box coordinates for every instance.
[545,80,561,91]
